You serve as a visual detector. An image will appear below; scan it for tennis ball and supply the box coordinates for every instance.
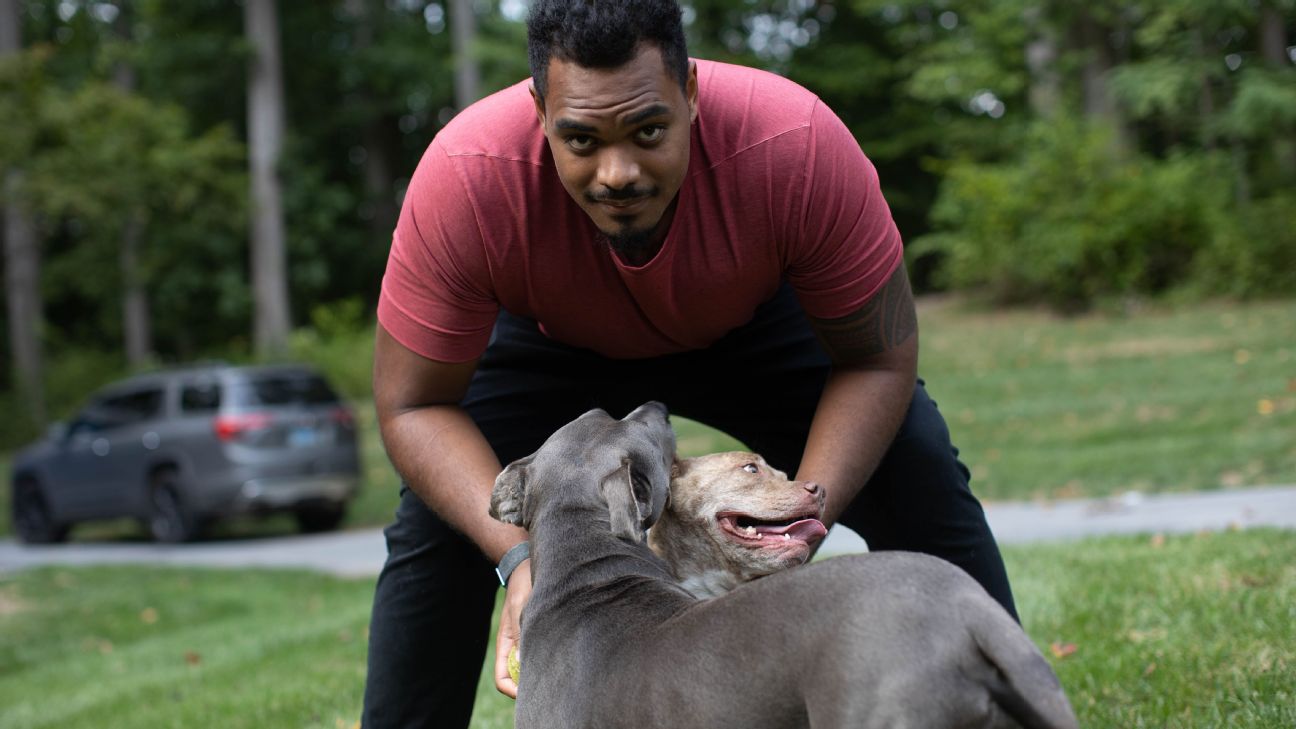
[507,646,520,685]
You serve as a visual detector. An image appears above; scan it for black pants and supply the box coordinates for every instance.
[361,286,1017,728]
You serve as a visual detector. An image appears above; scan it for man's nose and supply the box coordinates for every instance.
[596,146,641,192]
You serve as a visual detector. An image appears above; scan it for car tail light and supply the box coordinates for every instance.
[330,407,355,428]
[214,413,273,441]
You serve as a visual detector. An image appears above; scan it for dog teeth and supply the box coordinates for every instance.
[745,526,757,536]
[783,533,790,540]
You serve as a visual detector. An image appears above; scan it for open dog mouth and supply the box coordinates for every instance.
[716,512,828,547]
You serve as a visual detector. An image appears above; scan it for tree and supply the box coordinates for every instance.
[111,2,153,367]
[0,0,46,428]
[449,0,481,109]
[244,0,292,357]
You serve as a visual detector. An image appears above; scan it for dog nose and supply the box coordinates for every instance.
[803,481,820,495]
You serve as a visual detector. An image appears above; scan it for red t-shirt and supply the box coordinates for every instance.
[378,59,902,362]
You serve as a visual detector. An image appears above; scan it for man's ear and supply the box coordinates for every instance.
[530,83,547,131]
[490,456,533,527]
[686,60,699,123]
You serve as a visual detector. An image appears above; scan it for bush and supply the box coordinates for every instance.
[911,119,1289,310]
[0,348,129,451]
[289,297,375,402]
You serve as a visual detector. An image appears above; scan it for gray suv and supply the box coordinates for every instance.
[10,363,361,543]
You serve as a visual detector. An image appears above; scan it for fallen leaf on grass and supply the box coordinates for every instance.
[1049,642,1078,659]
[1257,399,1275,416]
[140,607,159,624]
[1150,533,1166,548]
[184,651,201,666]
[1143,662,1156,676]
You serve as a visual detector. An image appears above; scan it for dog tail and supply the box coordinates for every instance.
[968,602,1080,729]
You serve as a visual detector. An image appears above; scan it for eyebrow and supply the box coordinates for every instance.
[552,104,673,133]
[623,104,671,126]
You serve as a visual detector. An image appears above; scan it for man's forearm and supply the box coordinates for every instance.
[379,404,527,563]
[796,366,915,526]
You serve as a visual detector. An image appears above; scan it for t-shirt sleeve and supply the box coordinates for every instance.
[786,100,903,319]
[377,140,499,363]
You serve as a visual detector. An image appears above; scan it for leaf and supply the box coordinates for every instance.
[1049,642,1078,659]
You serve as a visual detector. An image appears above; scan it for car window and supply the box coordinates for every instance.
[99,388,165,427]
[181,380,222,413]
[229,374,339,407]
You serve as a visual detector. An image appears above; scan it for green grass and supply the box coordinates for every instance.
[3,297,1293,540]
[2,529,1292,728]
[916,297,1296,501]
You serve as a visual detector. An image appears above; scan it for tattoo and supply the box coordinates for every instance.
[809,264,917,363]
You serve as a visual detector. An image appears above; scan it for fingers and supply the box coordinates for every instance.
[493,560,532,700]
[494,629,518,699]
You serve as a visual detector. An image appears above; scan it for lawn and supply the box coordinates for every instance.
[916,297,1295,501]
[5,297,1292,542]
[1,529,1292,728]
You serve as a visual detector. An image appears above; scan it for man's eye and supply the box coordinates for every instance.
[742,463,758,474]
[566,135,596,151]
[636,125,665,143]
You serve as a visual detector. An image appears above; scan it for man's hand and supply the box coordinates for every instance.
[493,560,532,699]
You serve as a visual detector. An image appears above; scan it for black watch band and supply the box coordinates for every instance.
[496,541,530,587]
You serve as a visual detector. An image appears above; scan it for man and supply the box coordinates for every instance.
[363,1,1017,726]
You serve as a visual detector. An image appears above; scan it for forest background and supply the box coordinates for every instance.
[1,0,1294,450]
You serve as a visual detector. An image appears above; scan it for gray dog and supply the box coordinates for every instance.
[489,402,1078,729]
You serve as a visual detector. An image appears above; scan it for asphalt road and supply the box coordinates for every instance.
[3,485,1294,578]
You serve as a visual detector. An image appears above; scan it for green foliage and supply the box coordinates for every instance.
[288,300,375,403]
[911,118,1286,309]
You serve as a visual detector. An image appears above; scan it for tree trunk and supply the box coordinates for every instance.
[1258,4,1290,68]
[1258,3,1296,180]
[449,0,481,110]
[113,7,154,367]
[244,0,292,357]
[345,0,399,240]
[1073,8,1131,154]
[1,0,46,427]
[1023,5,1060,118]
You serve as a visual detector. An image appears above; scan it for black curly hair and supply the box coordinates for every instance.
[527,0,690,100]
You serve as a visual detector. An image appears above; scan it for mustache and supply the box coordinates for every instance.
[586,186,656,203]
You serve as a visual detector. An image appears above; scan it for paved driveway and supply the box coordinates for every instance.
[2,486,1294,578]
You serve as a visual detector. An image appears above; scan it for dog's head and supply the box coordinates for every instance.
[489,401,676,543]
[657,452,827,583]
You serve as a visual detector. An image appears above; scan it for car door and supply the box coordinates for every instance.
[86,387,166,518]
[43,399,125,519]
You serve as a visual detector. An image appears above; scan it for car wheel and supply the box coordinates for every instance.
[148,470,201,543]
[12,477,70,544]
[295,503,346,533]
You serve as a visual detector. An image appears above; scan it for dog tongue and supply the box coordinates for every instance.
[756,518,827,542]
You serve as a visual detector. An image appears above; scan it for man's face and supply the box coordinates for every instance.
[533,45,698,260]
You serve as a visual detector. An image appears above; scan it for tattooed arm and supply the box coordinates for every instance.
[796,260,919,526]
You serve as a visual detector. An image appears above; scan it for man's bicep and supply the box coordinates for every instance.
[373,323,479,417]
[807,261,918,367]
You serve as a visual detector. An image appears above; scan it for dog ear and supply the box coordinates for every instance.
[490,456,533,527]
[602,459,645,542]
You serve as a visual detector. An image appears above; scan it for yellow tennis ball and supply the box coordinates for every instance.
[507,646,521,685]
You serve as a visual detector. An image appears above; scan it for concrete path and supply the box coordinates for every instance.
[2,486,1294,578]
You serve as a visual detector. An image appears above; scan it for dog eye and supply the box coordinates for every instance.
[742,463,758,474]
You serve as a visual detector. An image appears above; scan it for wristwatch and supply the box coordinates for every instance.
[496,541,530,587]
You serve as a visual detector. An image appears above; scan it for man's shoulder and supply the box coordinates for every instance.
[432,79,546,163]
[694,59,824,161]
